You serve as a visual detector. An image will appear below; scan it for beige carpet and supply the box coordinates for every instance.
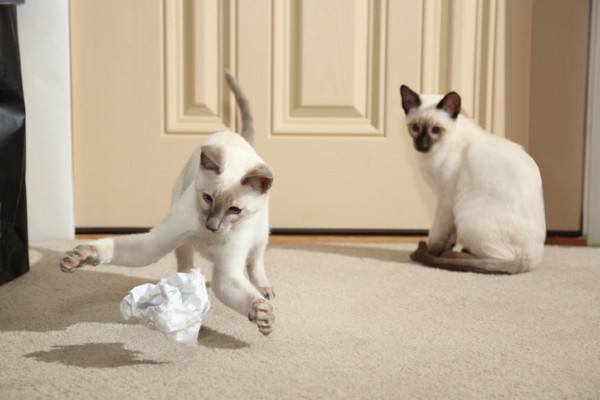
[1,240,599,399]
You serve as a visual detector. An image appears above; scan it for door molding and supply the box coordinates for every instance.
[164,0,236,134]
[271,0,387,137]
[420,0,505,135]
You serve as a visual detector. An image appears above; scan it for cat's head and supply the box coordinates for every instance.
[195,144,274,235]
[399,85,461,153]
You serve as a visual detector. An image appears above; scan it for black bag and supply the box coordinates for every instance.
[0,4,29,285]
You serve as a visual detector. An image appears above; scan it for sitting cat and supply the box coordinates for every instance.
[399,84,546,274]
[61,71,275,335]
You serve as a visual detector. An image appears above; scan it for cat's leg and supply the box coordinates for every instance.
[61,189,198,272]
[441,226,457,252]
[60,213,193,272]
[425,203,456,256]
[60,232,180,272]
[212,256,274,335]
[175,242,196,273]
[246,243,274,300]
[410,200,456,263]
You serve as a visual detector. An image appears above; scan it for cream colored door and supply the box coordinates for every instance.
[71,0,435,230]
[71,0,587,233]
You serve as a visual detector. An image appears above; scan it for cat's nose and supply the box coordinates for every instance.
[205,217,220,233]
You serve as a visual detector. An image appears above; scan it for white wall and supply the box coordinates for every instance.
[17,1,74,241]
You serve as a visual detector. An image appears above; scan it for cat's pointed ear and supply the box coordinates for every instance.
[437,92,461,119]
[400,85,421,114]
[242,163,274,194]
[200,145,223,174]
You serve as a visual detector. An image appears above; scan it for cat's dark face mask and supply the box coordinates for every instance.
[407,121,442,153]
[413,129,433,153]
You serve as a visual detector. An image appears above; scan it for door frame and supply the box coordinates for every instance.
[584,0,600,245]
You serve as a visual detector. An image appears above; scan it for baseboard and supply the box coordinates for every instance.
[75,227,583,241]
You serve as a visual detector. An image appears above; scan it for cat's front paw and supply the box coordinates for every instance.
[410,240,429,261]
[248,298,274,336]
[60,245,100,273]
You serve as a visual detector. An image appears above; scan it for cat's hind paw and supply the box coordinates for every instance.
[60,245,100,273]
[259,286,275,300]
[248,298,274,336]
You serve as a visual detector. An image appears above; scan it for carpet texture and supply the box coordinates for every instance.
[1,241,599,399]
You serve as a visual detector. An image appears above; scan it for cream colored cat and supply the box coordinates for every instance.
[61,71,275,335]
[400,85,546,274]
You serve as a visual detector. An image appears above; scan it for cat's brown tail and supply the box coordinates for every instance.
[224,70,254,145]
[410,241,527,275]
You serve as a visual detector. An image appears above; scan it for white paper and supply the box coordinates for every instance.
[120,269,210,346]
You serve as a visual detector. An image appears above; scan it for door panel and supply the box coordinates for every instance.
[164,0,235,134]
[255,0,433,229]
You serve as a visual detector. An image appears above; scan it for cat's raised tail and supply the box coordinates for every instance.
[225,70,254,145]
[410,241,527,275]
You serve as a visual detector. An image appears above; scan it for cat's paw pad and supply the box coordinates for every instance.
[60,245,100,273]
[259,286,275,300]
[248,298,274,336]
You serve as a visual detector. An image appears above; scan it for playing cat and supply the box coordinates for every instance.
[61,71,275,335]
[400,85,546,274]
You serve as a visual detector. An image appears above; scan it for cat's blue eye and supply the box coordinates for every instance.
[410,123,420,132]
[431,126,441,135]
[202,193,213,204]
[228,206,241,215]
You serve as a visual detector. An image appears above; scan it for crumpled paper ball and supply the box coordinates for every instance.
[120,269,210,346]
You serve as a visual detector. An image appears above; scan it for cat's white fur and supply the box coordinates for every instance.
[61,72,275,335]
[401,86,546,274]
